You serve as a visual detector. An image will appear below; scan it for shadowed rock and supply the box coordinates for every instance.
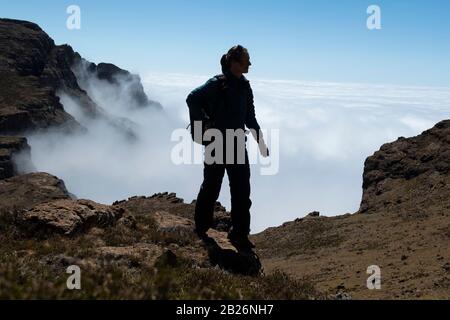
[151,210,262,276]
[203,236,263,277]
[0,136,34,179]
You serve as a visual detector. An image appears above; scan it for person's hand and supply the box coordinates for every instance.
[248,129,269,157]
[258,141,269,157]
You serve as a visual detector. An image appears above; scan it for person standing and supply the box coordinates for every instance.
[186,45,268,250]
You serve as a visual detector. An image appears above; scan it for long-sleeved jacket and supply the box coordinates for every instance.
[186,70,261,142]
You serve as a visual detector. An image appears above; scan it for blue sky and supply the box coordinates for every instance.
[2,0,450,86]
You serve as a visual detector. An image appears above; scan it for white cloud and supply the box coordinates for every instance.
[24,72,450,234]
[143,73,450,232]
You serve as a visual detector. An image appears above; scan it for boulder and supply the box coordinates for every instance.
[359,120,450,215]
[0,172,71,213]
[17,198,124,235]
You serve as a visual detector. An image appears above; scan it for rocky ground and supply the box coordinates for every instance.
[0,165,321,299]
[253,209,449,299]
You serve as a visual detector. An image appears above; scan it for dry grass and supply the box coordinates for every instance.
[0,209,322,300]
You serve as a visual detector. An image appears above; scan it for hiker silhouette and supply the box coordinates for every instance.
[186,45,269,250]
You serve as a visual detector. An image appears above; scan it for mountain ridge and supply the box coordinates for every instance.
[0,18,160,138]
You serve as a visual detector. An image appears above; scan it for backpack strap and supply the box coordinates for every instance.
[203,74,228,127]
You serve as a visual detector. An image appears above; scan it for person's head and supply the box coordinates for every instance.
[220,45,251,76]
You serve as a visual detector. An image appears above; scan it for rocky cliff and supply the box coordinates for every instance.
[359,119,450,215]
[74,60,163,110]
[0,18,160,138]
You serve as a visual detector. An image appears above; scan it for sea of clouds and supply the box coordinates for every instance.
[25,71,450,233]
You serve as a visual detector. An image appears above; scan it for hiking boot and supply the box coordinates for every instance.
[194,228,216,246]
[227,233,255,250]
[194,228,209,240]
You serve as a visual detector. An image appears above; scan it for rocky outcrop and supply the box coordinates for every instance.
[75,61,163,110]
[151,210,261,276]
[1,178,259,276]
[0,160,259,273]
[0,18,161,138]
[110,197,259,276]
[359,119,450,215]
[112,192,232,232]
[0,162,257,276]
[17,199,124,235]
[0,172,72,212]
[0,19,82,134]
[0,136,33,179]
[252,119,450,299]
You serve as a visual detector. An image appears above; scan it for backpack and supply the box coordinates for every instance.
[186,74,228,145]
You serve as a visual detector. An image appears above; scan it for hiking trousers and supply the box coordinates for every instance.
[194,144,252,237]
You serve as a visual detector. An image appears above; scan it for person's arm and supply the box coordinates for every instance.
[245,85,269,157]
[245,85,261,136]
